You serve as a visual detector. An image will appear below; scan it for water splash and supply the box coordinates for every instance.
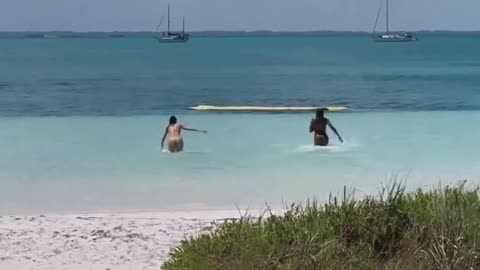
[295,140,360,153]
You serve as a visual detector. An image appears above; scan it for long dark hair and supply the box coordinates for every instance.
[169,115,177,125]
[316,108,326,118]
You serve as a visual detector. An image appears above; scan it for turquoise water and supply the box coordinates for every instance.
[1,35,480,214]
[1,112,479,214]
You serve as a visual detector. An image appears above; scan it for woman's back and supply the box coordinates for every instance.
[167,124,182,138]
[311,118,328,135]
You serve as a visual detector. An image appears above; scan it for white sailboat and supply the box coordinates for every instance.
[153,4,189,43]
[373,0,417,42]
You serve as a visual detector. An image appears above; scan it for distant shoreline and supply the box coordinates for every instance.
[1,30,480,39]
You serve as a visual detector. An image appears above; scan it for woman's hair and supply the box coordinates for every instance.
[316,108,327,118]
[169,115,177,125]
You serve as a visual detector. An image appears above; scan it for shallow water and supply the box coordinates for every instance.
[1,111,479,214]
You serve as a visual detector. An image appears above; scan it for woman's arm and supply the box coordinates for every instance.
[160,126,168,149]
[327,120,343,143]
[182,125,207,133]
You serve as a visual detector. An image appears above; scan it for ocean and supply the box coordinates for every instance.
[1,34,480,214]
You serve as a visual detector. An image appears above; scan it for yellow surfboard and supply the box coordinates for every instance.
[188,105,348,112]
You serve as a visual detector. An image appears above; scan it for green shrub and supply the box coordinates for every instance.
[162,182,480,270]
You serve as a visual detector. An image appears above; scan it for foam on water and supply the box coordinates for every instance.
[295,140,360,153]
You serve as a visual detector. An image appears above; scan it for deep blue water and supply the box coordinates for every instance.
[1,34,480,116]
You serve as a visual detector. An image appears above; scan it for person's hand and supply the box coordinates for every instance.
[202,130,207,134]
[338,136,344,143]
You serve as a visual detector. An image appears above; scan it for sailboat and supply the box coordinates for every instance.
[373,0,417,42]
[153,4,189,43]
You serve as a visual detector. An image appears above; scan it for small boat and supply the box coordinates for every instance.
[153,4,189,43]
[373,0,417,42]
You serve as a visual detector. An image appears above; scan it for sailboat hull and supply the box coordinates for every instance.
[374,33,418,42]
[374,37,418,42]
[154,36,189,43]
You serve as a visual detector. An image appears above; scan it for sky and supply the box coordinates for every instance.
[1,0,480,32]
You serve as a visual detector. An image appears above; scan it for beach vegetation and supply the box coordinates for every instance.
[163,181,480,270]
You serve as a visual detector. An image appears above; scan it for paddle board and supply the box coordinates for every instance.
[188,105,348,112]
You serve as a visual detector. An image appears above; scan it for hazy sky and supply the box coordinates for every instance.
[1,0,479,32]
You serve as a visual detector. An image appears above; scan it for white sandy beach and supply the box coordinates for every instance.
[0,209,269,270]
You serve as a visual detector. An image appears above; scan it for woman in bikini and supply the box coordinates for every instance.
[309,108,343,146]
[161,116,207,153]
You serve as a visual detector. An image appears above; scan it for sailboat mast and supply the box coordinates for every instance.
[386,0,390,33]
[167,3,170,34]
[182,16,185,34]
